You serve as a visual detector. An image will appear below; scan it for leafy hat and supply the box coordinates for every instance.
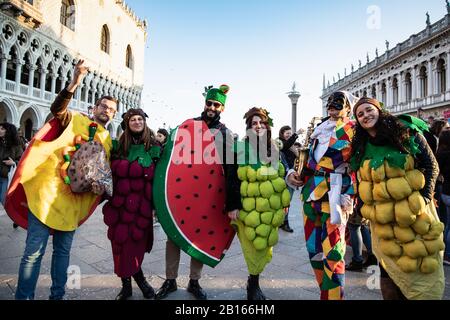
[205,85,230,106]
[244,107,274,127]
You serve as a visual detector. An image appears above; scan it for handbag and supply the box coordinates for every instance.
[7,163,16,189]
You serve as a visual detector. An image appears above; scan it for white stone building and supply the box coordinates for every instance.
[0,0,147,140]
[321,7,450,122]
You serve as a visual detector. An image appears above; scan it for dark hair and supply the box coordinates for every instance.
[245,115,276,160]
[279,125,292,140]
[0,122,19,149]
[437,129,450,154]
[430,120,447,137]
[351,110,410,166]
[95,96,119,106]
[116,118,156,157]
[157,128,169,137]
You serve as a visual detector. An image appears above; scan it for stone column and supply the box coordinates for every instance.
[386,79,392,108]
[14,61,23,94]
[427,60,434,98]
[27,66,35,97]
[446,51,450,92]
[1,56,8,91]
[400,73,407,104]
[51,74,57,96]
[411,67,418,100]
[40,70,47,99]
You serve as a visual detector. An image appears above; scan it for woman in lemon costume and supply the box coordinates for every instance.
[351,97,445,300]
[228,107,290,300]
[6,61,117,300]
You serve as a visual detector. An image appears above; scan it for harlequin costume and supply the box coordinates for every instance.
[300,91,357,300]
[6,88,113,300]
[351,98,444,300]
[102,108,161,299]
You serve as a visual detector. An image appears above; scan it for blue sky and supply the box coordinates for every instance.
[126,0,448,137]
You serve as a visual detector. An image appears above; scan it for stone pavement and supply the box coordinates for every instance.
[0,191,449,300]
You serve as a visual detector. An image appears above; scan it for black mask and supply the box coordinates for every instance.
[327,92,348,111]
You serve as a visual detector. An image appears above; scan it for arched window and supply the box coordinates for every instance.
[126,45,133,69]
[371,85,376,98]
[381,82,387,105]
[405,72,412,102]
[101,25,110,54]
[419,66,428,98]
[392,77,399,105]
[437,59,446,94]
[60,0,75,31]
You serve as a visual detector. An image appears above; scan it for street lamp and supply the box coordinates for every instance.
[287,82,301,132]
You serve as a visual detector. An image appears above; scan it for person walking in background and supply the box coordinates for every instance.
[277,125,303,233]
[156,128,169,147]
[345,196,377,271]
[0,122,22,205]
[436,128,450,266]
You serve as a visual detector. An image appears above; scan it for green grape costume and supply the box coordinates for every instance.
[231,140,290,275]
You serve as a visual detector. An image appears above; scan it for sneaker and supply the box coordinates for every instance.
[444,257,450,266]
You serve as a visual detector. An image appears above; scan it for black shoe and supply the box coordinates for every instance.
[115,277,132,300]
[363,254,378,268]
[280,222,294,233]
[247,275,266,300]
[13,223,18,229]
[132,269,155,299]
[345,260,364,272]
[187,279,207,300]
[155,279,177,300]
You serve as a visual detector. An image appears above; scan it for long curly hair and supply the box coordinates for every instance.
[116,112,157,158]
[0,122,19,149]
[245,113,278,161]
[351,110,410,166]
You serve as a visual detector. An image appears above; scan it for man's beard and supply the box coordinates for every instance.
[202,110,221,122]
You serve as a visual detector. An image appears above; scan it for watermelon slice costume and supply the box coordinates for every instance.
[153,119,235,268]
[5,113,112,231]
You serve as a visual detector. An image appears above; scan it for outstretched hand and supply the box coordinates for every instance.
[67,59,89,93]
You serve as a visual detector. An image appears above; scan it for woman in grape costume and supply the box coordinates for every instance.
[351,97,445,300]
[102,108,161,300]
[229,107,290,300]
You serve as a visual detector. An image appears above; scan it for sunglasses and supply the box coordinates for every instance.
[206,101,222,108]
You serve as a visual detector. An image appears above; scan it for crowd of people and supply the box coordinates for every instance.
[2,60,449,301]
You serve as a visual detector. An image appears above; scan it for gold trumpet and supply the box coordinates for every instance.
[294,117,322,176]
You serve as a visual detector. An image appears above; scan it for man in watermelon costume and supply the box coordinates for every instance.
[6,60,117,300]
[153,85,241,300]
[287,91,358,300]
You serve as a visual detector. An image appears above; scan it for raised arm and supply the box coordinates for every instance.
[50,60,89,129]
